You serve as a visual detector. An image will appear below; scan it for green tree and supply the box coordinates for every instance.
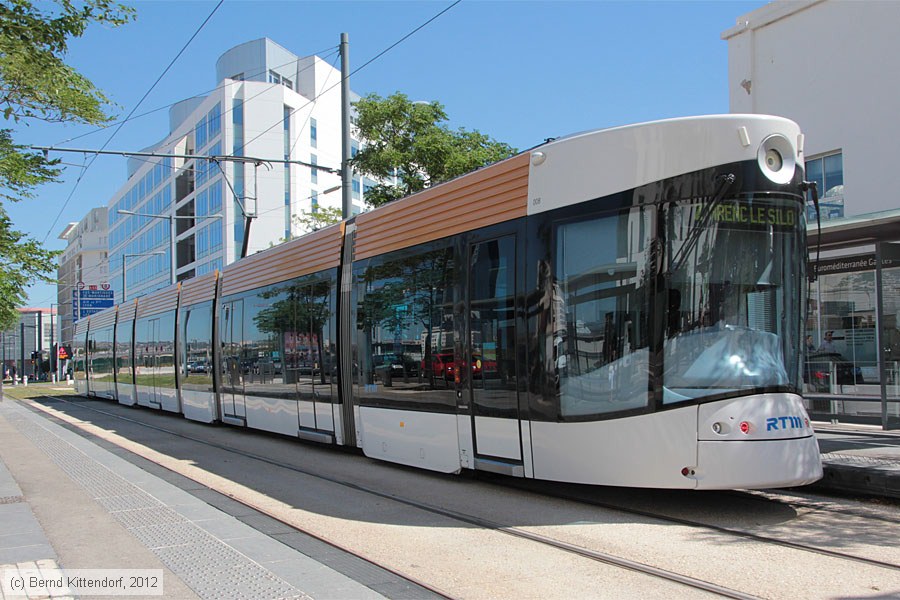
[0,0,133,330]
[293,205,342,232]
[351,92,517,208]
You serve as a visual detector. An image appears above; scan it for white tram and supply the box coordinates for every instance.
[74,115,823,489]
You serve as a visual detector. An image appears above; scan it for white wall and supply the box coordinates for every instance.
[723,0,900,216]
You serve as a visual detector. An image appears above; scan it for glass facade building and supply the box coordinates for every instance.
[103,38,363,304]
[804,213,900,428]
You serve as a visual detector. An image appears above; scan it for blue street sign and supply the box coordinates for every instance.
[72,288,115,323]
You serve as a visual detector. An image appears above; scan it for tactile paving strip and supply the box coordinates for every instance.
[3,405,310,600]
[824,453,900,467]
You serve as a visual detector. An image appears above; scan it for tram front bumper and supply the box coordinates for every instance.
[693,435,823,490]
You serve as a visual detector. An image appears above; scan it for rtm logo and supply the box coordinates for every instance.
[766,416,805,431]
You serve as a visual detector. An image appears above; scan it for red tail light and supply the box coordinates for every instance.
[739,421,751,434]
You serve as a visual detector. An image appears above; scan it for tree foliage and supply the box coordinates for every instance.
[350,92,517,208]
[293,205,342,233]
[0,0,133,330]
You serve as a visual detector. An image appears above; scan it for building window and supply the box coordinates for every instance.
[310,154,318,184]
[282,77,293,91]
[310,118,317,149]
[195,114,208,150]
[207,103,221,140]
[269,70,281,85]
[233,99,244,156]
[283,105,291,158]
[806,152,844,221]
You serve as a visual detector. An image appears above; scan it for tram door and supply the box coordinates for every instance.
[220,300,247,422]
[466,236,522,465]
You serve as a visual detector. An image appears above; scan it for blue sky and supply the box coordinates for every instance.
[14,0,766,307]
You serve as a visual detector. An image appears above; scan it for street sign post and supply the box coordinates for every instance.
[72,288,115,323]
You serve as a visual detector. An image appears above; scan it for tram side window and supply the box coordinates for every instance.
[239,284,292,398]
[156,312,176,390]
[308,279,337,403]
[134,317,153,384]
[181,302,213,391]
[280,277,337,403]
[554,208,651,417]
[353,243,457,411]
[116,320,133,385]
[73,331,86,382]
[231,273,337,403]
[95,326,114,388]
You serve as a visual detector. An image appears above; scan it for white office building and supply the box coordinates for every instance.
[107,38,369,302]
[723,0,900,220]
[57,207,110,346]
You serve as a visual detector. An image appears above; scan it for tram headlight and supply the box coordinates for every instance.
[711,421,732,435]
[757,134,796,184]
[765,149,783,172]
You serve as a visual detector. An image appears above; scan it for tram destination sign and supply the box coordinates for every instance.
[72,288,115,323]
[693,203,798,229]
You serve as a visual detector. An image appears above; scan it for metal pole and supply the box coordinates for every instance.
[340,32,352,220]
[49,307,54,382]
[20,321,25,379]
[876,243,888,429]
[169,215,177,284]
[37,310,42,380]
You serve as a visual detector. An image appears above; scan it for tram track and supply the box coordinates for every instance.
[18,393,900,598]
[502,479,900,574]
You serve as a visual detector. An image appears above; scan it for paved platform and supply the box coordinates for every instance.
[812,421,900,500]
[1,389,898,599]
[0,398,422,600]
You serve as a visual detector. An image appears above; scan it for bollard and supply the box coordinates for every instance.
[23,375,28,386]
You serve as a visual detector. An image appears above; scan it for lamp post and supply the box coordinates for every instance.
[117,210,223,286]
[122,252,165,303]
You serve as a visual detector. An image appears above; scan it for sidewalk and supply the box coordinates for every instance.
[0,398,389,600]
[811,421,900,500]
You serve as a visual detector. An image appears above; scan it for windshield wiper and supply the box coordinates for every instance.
[667,173,735,276]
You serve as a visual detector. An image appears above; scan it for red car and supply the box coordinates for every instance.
[422,352,455,380]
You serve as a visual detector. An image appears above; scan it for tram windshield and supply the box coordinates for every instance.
[663,195,804,402]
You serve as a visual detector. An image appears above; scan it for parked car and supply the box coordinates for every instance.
[422,352,455,380]
[454,354,498,380]
[187,361,210,373]
[373,353,418,379]
[805,351,863,391]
